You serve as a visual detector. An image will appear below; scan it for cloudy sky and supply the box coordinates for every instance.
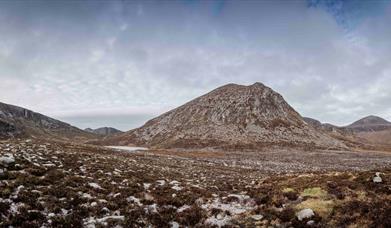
[0,0,391,131]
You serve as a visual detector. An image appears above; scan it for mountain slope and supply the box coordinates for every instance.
[107,83,345,150]
[346,115,391,132]
[85,127,122,136]
[0,102,96,141]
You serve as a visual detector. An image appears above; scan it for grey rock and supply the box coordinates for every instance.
[0,154,15,167]
[251,214,264,221]
[297,208,314,221]
[373,172,382,183]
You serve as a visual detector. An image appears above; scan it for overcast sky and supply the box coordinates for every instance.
[0,0,391,131]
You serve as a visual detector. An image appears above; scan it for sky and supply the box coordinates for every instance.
[0,0,391,131]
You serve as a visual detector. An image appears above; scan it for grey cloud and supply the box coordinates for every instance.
[0,0,390,129]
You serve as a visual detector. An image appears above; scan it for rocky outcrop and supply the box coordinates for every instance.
[110,83,346,150]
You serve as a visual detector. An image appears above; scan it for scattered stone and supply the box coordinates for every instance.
[0,154,15,167]
[205,213,232,227]
[82,193,93,199]
[297,208,315,221]
[127,196,142,206]
[143,183,151,190]
[156,180,166,186]
[251,214,264,221]
[88,182,103,190]
[373,172,382,183]
[170,221,180,228]
[172,185,183,191]
[113,193,121,198]
[177,205,191,213]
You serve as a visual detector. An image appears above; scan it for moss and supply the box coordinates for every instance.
[301,187,328,198]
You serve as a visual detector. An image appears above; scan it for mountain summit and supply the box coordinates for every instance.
[109,83,345,149]
[346,115,391,132]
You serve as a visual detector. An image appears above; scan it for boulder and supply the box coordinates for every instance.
[373,172,382,183]
[297,208,314,221]
[0,154,15,167]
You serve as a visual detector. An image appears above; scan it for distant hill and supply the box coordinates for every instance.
[304,115,391,149]
[104,83,346,150]
[85,127,122,136]
[0,102,96,141]
[345,115,391,132]
[345,115,391,147]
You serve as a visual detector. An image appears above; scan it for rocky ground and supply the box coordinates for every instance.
[0,139,390,228]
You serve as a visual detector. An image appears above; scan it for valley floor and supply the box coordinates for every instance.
[0,139,390,227]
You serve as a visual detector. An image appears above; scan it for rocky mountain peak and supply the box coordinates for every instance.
[108,83,345,150]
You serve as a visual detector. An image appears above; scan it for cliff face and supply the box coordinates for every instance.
[111,83,345,150]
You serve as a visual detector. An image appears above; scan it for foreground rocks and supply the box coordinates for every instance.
[0,139,390,227]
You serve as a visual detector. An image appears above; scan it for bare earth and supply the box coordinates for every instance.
[0,139,390,227]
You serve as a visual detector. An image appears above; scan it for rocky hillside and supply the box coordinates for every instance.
[0,102,95,141]
[85,127,123,136]
[346,115,391,132]
[108,83,345,150]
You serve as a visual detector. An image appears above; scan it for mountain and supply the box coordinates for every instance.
[0,101,96,141]
[105,83,345,150]
[304,115,391,149]
[85,127,122,136]
[346,115,391,132]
